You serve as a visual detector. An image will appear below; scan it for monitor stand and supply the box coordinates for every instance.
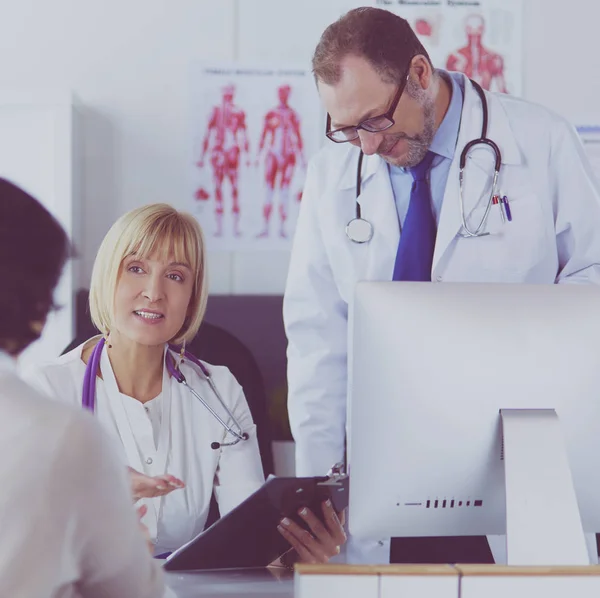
[501,409,591,565]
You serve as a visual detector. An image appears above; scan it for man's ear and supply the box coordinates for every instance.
[410,55,434,91]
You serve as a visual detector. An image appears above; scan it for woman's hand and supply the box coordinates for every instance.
[277,499,347,564]
[128,467,185,502]
[136,504,154,556]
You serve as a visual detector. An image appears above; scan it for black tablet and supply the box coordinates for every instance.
[163,474,349,571]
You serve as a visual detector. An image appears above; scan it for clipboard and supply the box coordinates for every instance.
[164,465,349,571]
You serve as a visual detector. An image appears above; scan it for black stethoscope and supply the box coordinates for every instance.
[346,80,502,243]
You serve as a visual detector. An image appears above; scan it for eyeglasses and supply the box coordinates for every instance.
[325,70,411,144]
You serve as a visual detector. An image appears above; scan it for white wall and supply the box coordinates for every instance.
[0,0,597,295]
[521,0,600,123]
[0,92,79,369]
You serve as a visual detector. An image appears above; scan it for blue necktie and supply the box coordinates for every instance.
[392,151,437,281]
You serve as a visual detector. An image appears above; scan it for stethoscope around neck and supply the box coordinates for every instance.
[345,79,502,243]
[81,337,249,450]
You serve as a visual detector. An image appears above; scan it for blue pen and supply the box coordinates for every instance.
[502,195,512,222]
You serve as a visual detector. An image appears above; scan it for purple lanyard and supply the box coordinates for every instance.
[81,337,209,412]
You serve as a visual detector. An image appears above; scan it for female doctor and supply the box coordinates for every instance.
[27,203,346,564]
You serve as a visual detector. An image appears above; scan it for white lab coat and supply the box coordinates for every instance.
[0,351,167,598]
[25,341,265,557]
[284,74,600,563]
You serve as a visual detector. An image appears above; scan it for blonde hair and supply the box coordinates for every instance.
[89,204,208,345]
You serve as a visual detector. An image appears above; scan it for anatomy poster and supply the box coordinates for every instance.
[189,65,320,250]
[372,0,523,96]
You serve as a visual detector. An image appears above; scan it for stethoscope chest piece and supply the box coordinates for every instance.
[346,217,374,243]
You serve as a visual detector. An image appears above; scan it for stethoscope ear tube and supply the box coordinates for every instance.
[347,150,375,243]
[460,80,502,172]
[356,150,364,204]
[82,336,106,411]
[168,351,249,449]
[460,137,502,173]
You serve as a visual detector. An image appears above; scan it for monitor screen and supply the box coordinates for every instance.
[348,282,600,544]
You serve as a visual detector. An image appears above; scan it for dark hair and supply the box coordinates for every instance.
[0,179,71,355]
[312,7,432,86]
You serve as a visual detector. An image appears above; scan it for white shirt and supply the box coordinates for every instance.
[0,350,166,598]
[25,341,265,556]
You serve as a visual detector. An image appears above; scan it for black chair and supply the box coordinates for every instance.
[63,290,275,527]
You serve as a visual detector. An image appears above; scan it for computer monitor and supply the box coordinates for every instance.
[348,282,600,565]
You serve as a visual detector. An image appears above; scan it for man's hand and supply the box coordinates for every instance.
[128,467,185,502]
[277,500,347,564]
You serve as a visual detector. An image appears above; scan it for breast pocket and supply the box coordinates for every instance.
[453,192,553,281]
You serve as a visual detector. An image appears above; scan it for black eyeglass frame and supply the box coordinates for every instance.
[325,68,411,143]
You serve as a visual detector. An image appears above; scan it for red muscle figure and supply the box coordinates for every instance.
[197,85,250,237]
[446,14,508,93]
[255,84,306,239]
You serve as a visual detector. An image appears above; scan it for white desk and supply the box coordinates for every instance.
[166,568,293,597]
[294,564,600,598]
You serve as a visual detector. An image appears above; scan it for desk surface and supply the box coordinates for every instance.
[166,568,294,598]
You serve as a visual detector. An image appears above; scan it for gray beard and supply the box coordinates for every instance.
[403,106,435,167]
[380,85,437,169]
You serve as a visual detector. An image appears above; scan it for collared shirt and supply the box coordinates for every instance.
[0,350,166,597]
[388,71,464,227]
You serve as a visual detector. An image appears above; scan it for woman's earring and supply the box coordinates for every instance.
[106,331,112,349]
[179,339,186,367]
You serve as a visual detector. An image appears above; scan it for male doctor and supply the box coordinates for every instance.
[283,7,600,564]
